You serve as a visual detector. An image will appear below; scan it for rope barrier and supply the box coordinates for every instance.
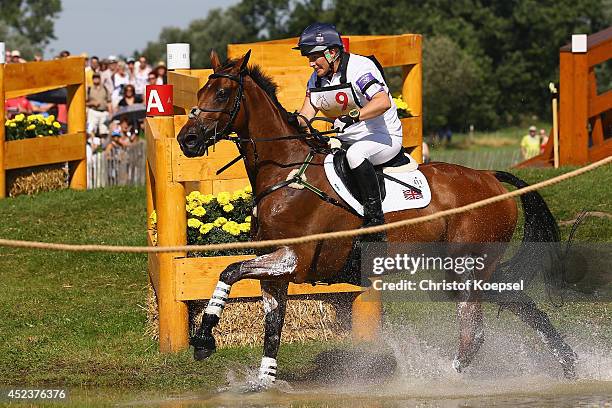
[0,156,610,254]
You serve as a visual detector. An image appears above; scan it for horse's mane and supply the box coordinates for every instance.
[219,58,304,132]
[219,59,285,112]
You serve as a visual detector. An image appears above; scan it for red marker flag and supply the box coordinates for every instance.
[145,85,173,116]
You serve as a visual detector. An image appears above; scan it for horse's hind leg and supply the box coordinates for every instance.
[496,293,577,378]
[452,300,484,373]
[452,266,485,373]
[191,247,298,361]
[255,280,289,386]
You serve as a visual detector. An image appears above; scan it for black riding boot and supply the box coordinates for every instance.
[352,160,386,242]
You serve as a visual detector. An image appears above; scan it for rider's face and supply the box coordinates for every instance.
[307,52,330,77]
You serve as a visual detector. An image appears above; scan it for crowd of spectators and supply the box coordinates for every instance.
[3,48,168,159]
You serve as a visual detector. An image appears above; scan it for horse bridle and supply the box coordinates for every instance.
[188,69,247,145]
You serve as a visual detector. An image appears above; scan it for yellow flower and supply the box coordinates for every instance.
[14,114,25,122]
[26,124,36,130]
[239,222,251,232]
[244,185,252,194]
[4,120,10,126]
[213,217,227,227]
[149,211,157,225]
[228,132,238,138]
[47,114,55,122]
[186,201,198,212]
[222,221,241,236]
[216,192,231,205]
[201,194,214,205]
[222,203,234,213]
[53,122,61,129]
[48,130,53,134]
[187,218,203,229]
[9,122,16,127]
[232,190,244,201]
[191,206,206,217]
[199,223,214,235]
[244,216,251,223]
[186,191,201,203]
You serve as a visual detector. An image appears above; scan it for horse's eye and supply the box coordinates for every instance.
[216,88,228,100]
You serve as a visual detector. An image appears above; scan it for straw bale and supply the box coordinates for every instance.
[145,283,354,347]
[7,164,68,197]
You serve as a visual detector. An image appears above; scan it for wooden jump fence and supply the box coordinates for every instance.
[0,55,87,198]
[148,35,423,352]
[518,27,612,167]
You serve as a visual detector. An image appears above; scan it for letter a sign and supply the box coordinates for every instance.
[146,85,173,116]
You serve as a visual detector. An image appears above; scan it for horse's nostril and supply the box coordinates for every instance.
[184,133,198,148]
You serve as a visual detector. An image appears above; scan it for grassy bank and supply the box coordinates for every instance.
[0,165,610,391]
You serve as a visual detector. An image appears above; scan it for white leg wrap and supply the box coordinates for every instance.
[257,356,277,383]
[204,281,231,317]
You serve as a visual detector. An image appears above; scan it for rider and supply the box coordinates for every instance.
[295,22,403,241]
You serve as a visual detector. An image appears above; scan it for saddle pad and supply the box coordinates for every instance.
[324,154,432,216]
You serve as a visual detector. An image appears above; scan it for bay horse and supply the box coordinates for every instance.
[177,50,576,384]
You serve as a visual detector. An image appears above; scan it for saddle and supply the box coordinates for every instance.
[332,146,415,205]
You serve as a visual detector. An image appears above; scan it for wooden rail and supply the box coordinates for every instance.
[0,57,87,197]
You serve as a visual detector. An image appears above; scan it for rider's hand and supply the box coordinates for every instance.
[333,114,358,133]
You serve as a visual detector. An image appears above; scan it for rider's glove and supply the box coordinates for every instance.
[333,109,360,133]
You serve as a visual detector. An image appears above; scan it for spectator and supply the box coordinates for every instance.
[111,61,130,109]
[10,50,23,63]
[154,62,167,85]
[33,54,43,62]
[422,141,430,164]
[106,116,135,152]
[539,128,549,154]
[521,125,541,160]
[134,56,151,96]
[101,56,118,97]
[118,84,143,107]
[59,50,70,58]
[147,72,158,87]
[5,96,32,118]
[90,56,100,72]
[126,57,137,86]
[86,73,111,137]
[4,49,10,63]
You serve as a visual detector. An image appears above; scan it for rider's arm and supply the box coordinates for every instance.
[356,91,391,121]
[297,95,318,128]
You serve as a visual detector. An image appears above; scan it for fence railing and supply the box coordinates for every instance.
[87,140,146,189]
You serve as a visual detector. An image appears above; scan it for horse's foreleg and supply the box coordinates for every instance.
[191,247,298,361]
[257,280,289,386]
[496,293,577,379]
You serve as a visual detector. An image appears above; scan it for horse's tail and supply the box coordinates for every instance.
[491,171,565,304]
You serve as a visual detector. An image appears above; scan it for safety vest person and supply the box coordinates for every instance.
[295,22,403,241]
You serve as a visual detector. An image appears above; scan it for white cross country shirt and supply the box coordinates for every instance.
[306,53,402,142]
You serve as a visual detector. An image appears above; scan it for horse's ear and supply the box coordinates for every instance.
[239,50,251,71]
[210,50,221,72]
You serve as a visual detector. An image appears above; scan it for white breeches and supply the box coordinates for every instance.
[345,133,402,169]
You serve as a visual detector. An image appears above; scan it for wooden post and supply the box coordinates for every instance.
[146,160,155,230]
[401,36,423,163]
[154,116,189,352]
[559,51,589,166]
[0,61,5,199]
[351,281,382,341]
[67,58,87,190]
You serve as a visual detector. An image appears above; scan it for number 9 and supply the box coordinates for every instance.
[335,92,348,111]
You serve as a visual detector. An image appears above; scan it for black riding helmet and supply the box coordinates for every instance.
[293,22,344,56]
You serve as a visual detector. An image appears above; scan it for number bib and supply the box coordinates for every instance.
[309,83,361,119]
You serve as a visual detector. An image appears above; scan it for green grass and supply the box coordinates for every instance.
[0,164,610,393]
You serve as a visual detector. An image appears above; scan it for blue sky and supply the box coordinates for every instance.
[47,0,239,59]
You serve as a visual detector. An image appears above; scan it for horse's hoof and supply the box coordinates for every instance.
[194,347,216,361]
[190,333,216,361]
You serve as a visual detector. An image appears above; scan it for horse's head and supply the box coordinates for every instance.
[177,50,251,157]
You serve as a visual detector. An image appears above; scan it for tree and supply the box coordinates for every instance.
[0,0,62,56]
